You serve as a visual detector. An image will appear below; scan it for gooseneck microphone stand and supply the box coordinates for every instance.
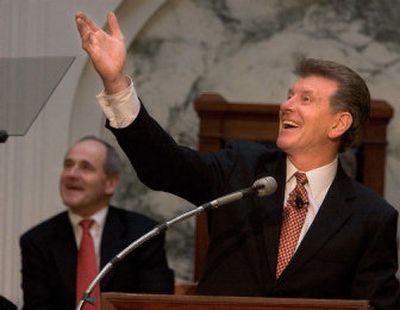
[76,176,277,310]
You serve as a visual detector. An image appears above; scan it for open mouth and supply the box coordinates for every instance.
[65,184,84,191]
[282,120,300,129]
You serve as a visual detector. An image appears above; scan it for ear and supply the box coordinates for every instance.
[105,174,121,195]
[328,111,353,139]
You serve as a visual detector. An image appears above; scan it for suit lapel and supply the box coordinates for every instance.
[99,207,126,289]
[52,212,77,296]
[275,164,357,283]
[257,152,287,282]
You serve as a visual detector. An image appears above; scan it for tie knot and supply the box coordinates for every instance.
[79,219,94,231]
[294,172,308,186]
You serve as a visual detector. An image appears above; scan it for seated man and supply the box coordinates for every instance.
[20,136,174,310]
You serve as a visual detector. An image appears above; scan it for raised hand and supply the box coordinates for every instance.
[75,11,129,94]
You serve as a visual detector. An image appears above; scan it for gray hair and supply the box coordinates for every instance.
[75,135,123,176]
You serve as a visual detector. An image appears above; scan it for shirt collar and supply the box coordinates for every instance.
[286,157,338,202]
[68,207,109,229]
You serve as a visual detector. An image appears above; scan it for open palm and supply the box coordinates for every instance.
[76,11,127,90]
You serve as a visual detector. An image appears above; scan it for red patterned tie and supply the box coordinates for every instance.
[76,219,100,309]
[276,172,309,278]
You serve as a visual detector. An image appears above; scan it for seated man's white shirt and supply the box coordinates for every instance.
[68,207,108,268]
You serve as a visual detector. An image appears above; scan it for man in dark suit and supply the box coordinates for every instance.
[20,136,174,310]
[75,12,400,309]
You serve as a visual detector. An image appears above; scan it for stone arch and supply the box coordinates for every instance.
[69,0,168,143]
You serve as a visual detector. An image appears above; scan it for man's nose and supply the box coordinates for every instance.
[64,166,80,177]
[280,96,296,111]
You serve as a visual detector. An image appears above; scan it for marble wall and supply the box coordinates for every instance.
[111,0,400,281]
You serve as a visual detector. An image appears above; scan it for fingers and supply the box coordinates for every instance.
[75,11,104,55]
[107,12,124,40]
[75,12,90,43]
[75,11,99,33]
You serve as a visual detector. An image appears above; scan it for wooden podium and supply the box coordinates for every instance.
[101,293,372,309]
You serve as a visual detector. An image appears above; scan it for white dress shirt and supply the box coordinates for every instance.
[96,77,139,129]
[285,158,338,250]
[68,207,109,268]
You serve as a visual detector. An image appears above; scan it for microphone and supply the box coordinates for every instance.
[253,176,279,197]
[207,176,278,209]
[0,130,8,143]
[76,176,277,309]
[294,195,308,209]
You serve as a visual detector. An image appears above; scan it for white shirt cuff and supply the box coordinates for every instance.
[96,76,140,128]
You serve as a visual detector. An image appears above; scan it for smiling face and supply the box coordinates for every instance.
[276,75,352,170]
[59,139,119,217]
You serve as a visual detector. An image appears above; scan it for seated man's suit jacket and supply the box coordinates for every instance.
[20,206,174,310]
[107,104,400,310]
[0,295,17,310]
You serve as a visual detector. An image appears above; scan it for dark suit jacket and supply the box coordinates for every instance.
[0,296,17,310]
[20,206,174,310]
[108,104,400,310]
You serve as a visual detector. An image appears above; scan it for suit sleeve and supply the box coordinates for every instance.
[20,234,54,310]
[351,207,400,309]
[107,102,238,206]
